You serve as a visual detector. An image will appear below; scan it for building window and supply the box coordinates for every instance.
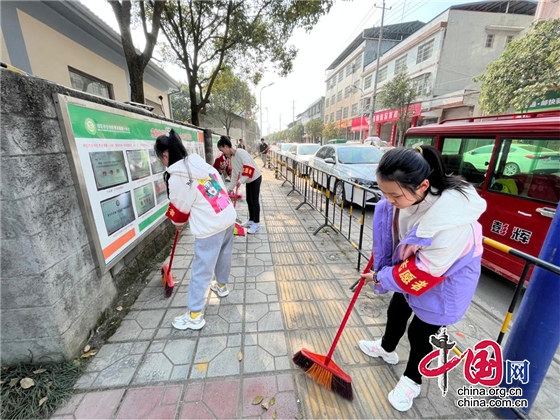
[338,72,343,82]
[343,107,349,119]
[146,98,164,116]
[506,35,514,46]
[412,73,431,96]
[354,56,362,72]
[394,55,407,74]
[337,91,342,102]
[485,34,494,48]
[351,103,358,116]
[69,67,113,99]
[330,112,334,121]
[416,39,434,64]
[325,116,329,123]
[378,66,388,82]
[364,75,372,90]
[336,109,342,120]
[344,86,351,98]
[331,94,335,105]
[345,64,352,77]
[326,98,329,108]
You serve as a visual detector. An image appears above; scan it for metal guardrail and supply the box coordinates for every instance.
[269,150,380,270]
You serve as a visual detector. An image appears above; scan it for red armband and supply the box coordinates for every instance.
[392,257,445,296]
[242,165,255,178]
[166,202,190,224]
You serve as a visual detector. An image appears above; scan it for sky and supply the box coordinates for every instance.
[80,0,479,136]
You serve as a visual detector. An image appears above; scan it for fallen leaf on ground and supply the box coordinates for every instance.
[273,411,277,419]
[270,397,276,406]
[9,378,19,387]
[237,351,243,361]
[83,344,91,353]
[251,395,264,405]
[116,306,123,311]
[81,349,98,358]
[39,397,48,406]
[20,378,35,389]
[455,332,465,338]
[33,368,47,374]
[295,413,303,419]
[261,402,269,410]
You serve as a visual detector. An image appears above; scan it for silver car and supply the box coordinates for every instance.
[308,144,384,206]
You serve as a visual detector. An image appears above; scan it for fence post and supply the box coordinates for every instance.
[498,205,560,415]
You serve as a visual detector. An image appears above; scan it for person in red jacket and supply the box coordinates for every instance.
[213,152,232,181]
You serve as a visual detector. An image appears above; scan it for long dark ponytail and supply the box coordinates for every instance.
[377,145,468,197]
[154,129,189,197]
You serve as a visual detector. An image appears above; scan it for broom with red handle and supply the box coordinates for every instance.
[161,230,179,298]
[293,254,374,401]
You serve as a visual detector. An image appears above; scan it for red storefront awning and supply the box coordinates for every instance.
[373,103,421,124]
[350,116,369,132]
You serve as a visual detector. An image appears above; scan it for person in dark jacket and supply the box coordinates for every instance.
[258,138,269,167]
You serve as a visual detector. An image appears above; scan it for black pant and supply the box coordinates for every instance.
[381,293,441,384]
[246,176,262,223]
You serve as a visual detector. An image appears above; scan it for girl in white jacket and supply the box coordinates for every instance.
[155,130,237,330]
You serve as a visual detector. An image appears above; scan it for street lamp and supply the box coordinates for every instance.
[351,84,366,141]
[259,82,275,138]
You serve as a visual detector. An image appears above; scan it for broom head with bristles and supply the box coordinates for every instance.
[161,265,175,298]
[293,348,353,401]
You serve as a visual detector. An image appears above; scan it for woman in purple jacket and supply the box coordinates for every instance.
[358,145,486,411]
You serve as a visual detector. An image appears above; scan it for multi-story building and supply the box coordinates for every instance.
[296,96,325,142]
[0,1,179,117]
[359,0,536,144]
[323,21,425,141]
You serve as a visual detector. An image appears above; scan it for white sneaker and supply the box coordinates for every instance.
[248,223,261,234]
[241,220,254,228]
[172,312,206,330]
[358,339,399,364]
[210,281,230,297]
[388,375,421,412]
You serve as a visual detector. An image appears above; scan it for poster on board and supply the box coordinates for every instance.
[55,94,205,273]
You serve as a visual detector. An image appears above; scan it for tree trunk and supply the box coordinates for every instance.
[128,58,145,104]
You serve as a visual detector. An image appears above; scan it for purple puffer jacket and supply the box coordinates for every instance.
[373,198,482,326]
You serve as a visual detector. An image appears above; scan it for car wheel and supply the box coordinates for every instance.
[334,181,346,207]
[504,162,520,176]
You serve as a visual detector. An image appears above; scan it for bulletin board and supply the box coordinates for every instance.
[55,94,205,273]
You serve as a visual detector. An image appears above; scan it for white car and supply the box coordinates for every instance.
[285,143,321,174]
[308,144,384,206]
[275,142,296,163]
[364,136,395,152]
[464,144,560,176]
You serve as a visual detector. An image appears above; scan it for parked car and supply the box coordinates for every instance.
[364,136,395,152]
[327,139,348,144]
[285,143,321,174]
[463,143,560,176]
[308,144,384,206]
[274,142,296,163]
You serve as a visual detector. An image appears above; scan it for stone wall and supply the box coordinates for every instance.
[0,69,185,364]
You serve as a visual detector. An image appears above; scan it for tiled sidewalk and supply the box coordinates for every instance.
[52,167,557,420]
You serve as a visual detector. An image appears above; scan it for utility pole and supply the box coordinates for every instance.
[368,1,391,137]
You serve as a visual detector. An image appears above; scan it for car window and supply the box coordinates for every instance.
[315,146,328,159]
[289,145,297,153]
[441,137,494,185]
[281,144,292,151]
[337,147,383,164]
[490,138,560,204]
[299,145,320,155]
[325,147,335,160]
